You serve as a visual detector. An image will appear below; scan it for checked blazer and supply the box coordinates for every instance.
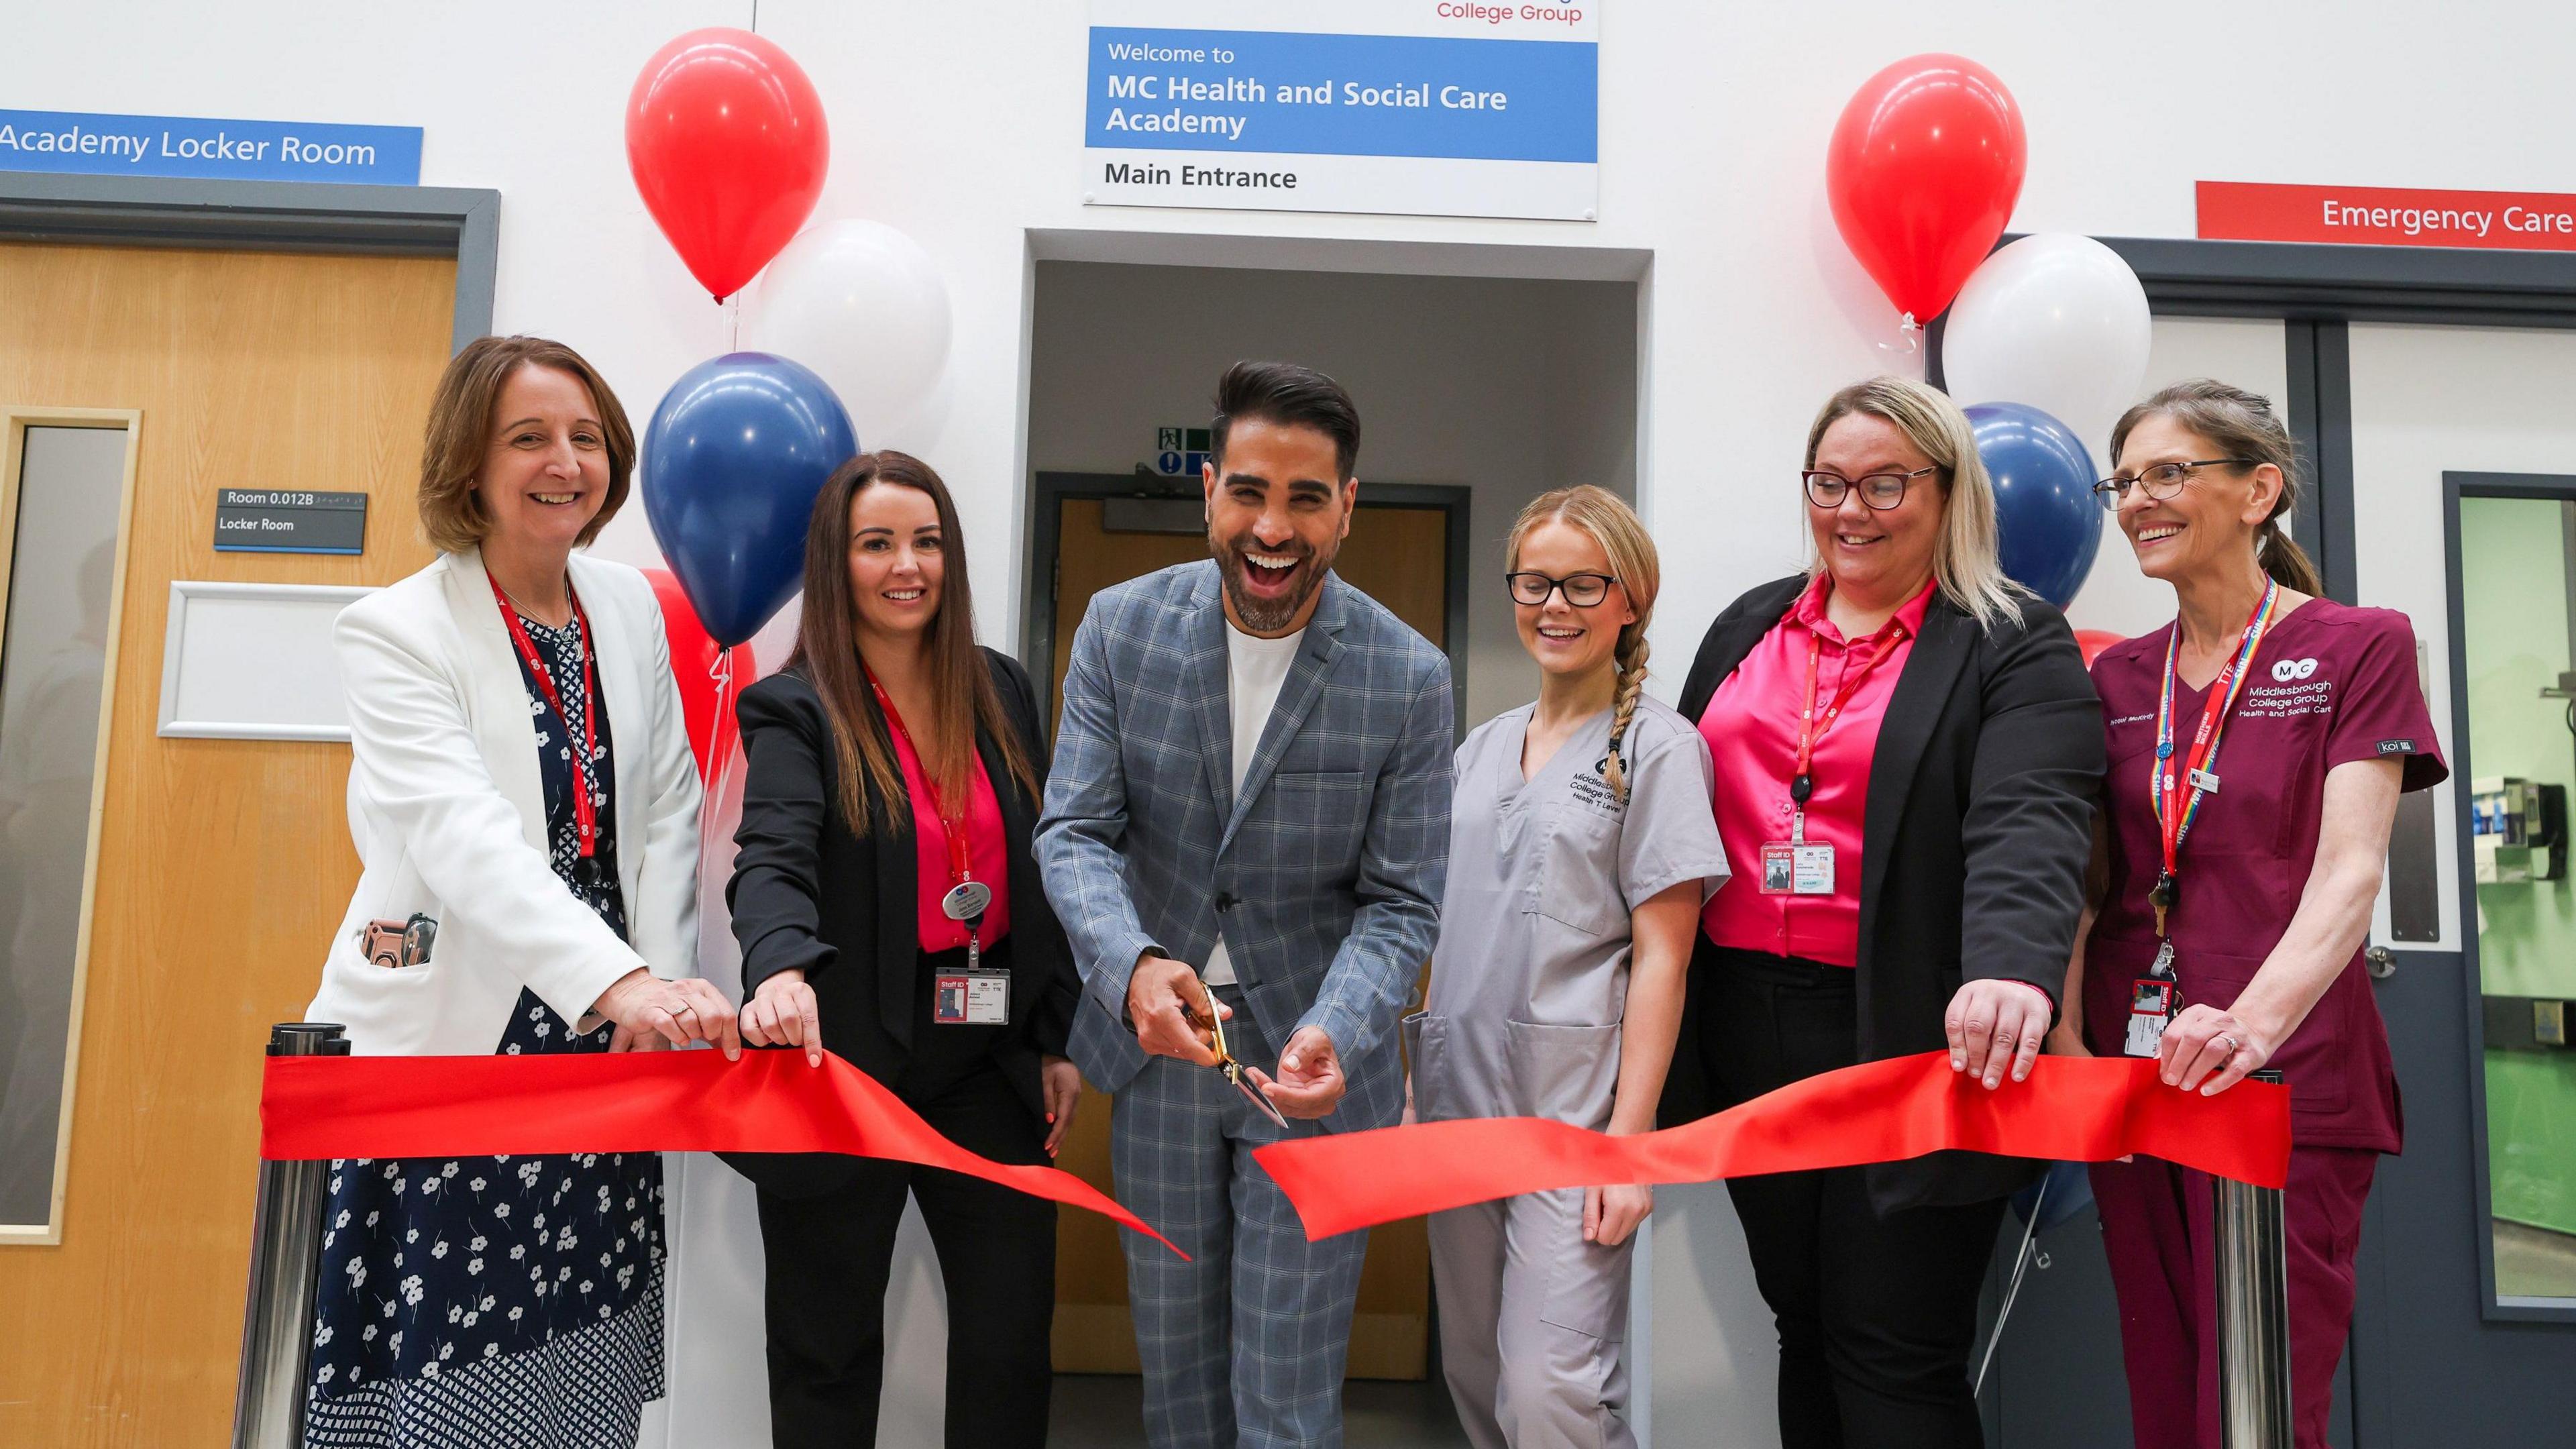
[1038,559,1453,1132]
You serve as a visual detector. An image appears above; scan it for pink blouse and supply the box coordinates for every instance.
[1697,574,1932,967]
[881,712,1013,953]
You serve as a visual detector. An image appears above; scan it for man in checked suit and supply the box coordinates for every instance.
[1039,360,1452,1448]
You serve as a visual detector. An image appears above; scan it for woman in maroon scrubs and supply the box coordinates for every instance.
[2057,379,2447,1449]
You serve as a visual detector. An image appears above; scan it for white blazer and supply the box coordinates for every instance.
[307,548,703,1055]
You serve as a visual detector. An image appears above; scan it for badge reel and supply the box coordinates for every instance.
[1205,996,1291,1130]
[1758,778,1835,897]
[931,878,1010,1026]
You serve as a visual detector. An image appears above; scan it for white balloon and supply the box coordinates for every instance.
[742,220,953,443]
[1940,234,2152,461]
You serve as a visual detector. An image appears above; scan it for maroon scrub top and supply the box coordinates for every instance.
[2083,598,2447,1152]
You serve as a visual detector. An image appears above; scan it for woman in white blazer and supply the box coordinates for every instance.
[301,335,739,1449]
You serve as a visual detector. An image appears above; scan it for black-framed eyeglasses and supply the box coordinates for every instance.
[1505,571,1616,608]
[1803,466,1941,511]
[2092,458,2257,511]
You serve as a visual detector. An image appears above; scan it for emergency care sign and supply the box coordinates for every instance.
[1083,1,1598,221]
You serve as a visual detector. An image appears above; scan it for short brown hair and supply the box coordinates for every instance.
[417,335,635,555]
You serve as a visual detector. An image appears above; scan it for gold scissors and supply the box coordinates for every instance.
[1199,988,1291,1130]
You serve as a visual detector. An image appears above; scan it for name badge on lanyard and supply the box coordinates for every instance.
[2125,582,2280,1058]
[871,671,1010,1026]
[1758,624,1902,896]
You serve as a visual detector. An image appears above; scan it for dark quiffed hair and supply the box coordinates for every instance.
[1211,360,1362,480]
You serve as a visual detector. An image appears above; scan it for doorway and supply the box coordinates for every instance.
[0,178,488,1446]
[1020,251,1642,1443]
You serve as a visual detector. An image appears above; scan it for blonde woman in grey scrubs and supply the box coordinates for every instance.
[1413,486,1729,1448]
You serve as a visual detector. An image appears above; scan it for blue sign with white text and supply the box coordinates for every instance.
[0,109,421,186]
[1085,28,1595,162]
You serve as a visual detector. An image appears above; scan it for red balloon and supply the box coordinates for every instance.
[2074,628,2123,666]
[647,566,757,783]
[1826,54,2027,324]
[627,28,828,302]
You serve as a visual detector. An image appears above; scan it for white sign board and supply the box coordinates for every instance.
[1083,0,1599,221]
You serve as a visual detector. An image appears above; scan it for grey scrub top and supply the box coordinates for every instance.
[1411,696,1729,1130]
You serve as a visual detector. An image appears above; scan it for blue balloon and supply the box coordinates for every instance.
[1966,401,2102,609]
[641,352,858,647]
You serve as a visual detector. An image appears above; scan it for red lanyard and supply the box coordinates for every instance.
[490,575,601,870]
[2147,580,2279,932]
[1790,619,1908,808]
[867,670,971,887]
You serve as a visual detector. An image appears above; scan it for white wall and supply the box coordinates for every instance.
[1027,261,1636,725]
[16,3,2576,1444]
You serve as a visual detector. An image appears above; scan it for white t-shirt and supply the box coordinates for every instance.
[1203,621,1305,985]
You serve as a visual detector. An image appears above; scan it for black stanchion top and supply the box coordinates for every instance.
[268,1022,351,1057]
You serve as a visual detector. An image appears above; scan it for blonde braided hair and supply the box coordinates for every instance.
[1505,485,1660,798]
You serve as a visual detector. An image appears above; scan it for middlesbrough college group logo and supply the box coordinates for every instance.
[2271,657,2320,682]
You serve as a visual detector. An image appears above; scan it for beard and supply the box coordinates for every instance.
[1212,527,1340,635]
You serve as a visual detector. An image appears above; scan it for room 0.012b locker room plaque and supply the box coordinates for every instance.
[212,488,368,554]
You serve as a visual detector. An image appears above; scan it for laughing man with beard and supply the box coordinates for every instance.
[1039,360,1454,1448]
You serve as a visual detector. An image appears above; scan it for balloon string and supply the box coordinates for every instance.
[698,645,741,865]
[1878,310,1923,358]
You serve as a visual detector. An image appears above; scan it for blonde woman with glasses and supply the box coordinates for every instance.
[1411,486,1729,1448]
[1657,377,2103,1449]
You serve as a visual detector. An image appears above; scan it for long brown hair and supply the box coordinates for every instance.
[787,451,1037,835]
[2108,379,2324,595]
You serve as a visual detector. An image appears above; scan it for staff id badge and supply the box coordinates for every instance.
[934,968,1010,1025]
[1758,840,1835,896]
[2124,977,2176,1058]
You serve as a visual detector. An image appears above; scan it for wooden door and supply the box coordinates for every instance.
[0,241,455,1446]
[1046,495,1450,1379]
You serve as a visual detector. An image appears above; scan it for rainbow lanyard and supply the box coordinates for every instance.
[2147,578,2279,938]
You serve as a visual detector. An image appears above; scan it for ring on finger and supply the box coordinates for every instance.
[2214,1034,2238,1057]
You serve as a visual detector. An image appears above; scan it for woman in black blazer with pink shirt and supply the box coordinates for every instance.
[724,451,1078,1449]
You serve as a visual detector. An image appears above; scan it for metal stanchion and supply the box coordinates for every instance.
[231,1022,348,1449]
[2213,1067,2294,1449]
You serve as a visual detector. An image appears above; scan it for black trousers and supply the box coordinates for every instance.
[1701,943,2005,1449]
[753,1049,1057,1448]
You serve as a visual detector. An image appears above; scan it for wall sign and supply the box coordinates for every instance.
[1156,425,1213,477]
[1084,1,1598,221]
[213,489,368,555]
[2199,180,2576,252]
[0,109,421,186]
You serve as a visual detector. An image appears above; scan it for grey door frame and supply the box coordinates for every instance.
[2440,469,2576,1326]
[1021,469,1474,741]
[0,171,499,350]
[1938,235,2576,1448]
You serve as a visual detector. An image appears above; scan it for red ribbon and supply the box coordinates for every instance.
[1252,1052,2290,1241]
[260,1049,1183,1256]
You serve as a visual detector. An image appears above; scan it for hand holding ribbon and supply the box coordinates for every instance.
[1252,1051,2288,1241]
[260,1046,1183,1256]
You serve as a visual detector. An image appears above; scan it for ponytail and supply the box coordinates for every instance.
[2257,518,2324,595]
[2111,379,2324,598]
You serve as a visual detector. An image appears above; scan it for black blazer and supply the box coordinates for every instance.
[726,649,1079,1132]
[1658,574,2105,1212]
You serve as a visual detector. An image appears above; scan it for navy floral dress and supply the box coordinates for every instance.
[307,605,667,1449]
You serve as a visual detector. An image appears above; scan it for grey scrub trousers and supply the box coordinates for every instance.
[1411,698,1729,1449]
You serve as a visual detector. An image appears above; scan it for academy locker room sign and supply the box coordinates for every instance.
[1083,0,1599,221]
[0,109,421,185]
